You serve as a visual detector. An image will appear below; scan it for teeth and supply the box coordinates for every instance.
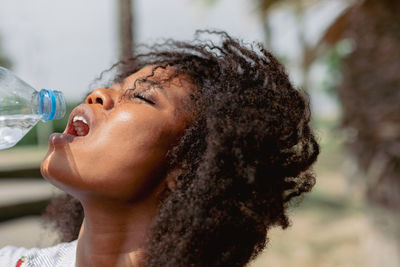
[73,115,88,124]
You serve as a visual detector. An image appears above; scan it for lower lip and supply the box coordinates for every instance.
[49,133,78,145]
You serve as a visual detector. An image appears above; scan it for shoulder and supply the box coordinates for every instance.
[0,240,77,267]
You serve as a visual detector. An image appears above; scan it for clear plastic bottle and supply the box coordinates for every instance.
[0,67,66,150]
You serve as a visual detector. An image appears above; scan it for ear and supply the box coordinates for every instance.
[165,168,183,192]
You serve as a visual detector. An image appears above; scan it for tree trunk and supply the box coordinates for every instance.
[118,0,134,65]
[261,14,272,50]
[294,1,309,91]
[0,36,12,69]
[337,0,400,265]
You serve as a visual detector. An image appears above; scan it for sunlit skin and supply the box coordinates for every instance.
[40,65,195,267]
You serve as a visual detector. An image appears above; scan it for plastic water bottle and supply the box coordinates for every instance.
[0,67,66,150]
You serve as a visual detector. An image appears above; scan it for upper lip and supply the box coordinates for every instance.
[64,104,94,136]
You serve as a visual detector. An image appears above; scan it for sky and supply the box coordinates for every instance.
[0,0,346,116]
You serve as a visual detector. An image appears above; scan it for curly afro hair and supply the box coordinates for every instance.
[44,30,319,267]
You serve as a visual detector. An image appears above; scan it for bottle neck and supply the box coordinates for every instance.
[32,89,66,122]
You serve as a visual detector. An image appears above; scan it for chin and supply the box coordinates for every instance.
[40,147,55,181]
[40,147,82,196]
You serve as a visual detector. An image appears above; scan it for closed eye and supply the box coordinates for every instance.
[132,92,155,105]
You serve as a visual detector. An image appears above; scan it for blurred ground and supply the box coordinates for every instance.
[250,119,369,267]
[0,120,370,266]
[0,146,47,171]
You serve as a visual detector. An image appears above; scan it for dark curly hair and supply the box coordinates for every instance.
[44,30,319,267]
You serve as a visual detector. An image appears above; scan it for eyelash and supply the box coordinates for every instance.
[132,92,155,105]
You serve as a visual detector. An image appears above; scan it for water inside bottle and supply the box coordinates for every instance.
[0,114,42,149]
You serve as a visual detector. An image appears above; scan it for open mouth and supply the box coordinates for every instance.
[67,115,90,137]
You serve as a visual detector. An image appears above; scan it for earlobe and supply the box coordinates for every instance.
[167,178,177,191]
[165,168,183,192]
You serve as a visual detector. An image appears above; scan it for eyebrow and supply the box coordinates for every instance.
[123,82,170,103]
[132,79,170,103]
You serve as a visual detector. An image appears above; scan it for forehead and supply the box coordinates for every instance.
[119,65,194,100]
[123,65,174,86]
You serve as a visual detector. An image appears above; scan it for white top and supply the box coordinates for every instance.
[0,240,77,267]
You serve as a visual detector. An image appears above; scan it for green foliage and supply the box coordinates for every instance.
[193,0,217,7]
[320,39,353,97]
[204,0,217,5]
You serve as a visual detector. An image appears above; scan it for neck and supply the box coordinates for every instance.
[75,194,160,267]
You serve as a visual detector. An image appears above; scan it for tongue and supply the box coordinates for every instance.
[75,121,90,136]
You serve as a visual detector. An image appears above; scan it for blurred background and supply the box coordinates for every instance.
[0,0,399,266]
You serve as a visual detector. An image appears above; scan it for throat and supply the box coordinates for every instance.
[72,120,90,136]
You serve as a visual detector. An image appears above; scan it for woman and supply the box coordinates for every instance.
[0,30,319,267]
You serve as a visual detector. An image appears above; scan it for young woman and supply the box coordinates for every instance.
[0,30,319,267]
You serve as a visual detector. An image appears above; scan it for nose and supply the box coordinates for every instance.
[86,88,115,110]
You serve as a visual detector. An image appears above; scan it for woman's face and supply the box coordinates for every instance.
[41,66,194,202]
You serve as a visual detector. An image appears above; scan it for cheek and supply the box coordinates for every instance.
[100,110,174,153]
[100,119,159,156]
[95,118,169,176]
